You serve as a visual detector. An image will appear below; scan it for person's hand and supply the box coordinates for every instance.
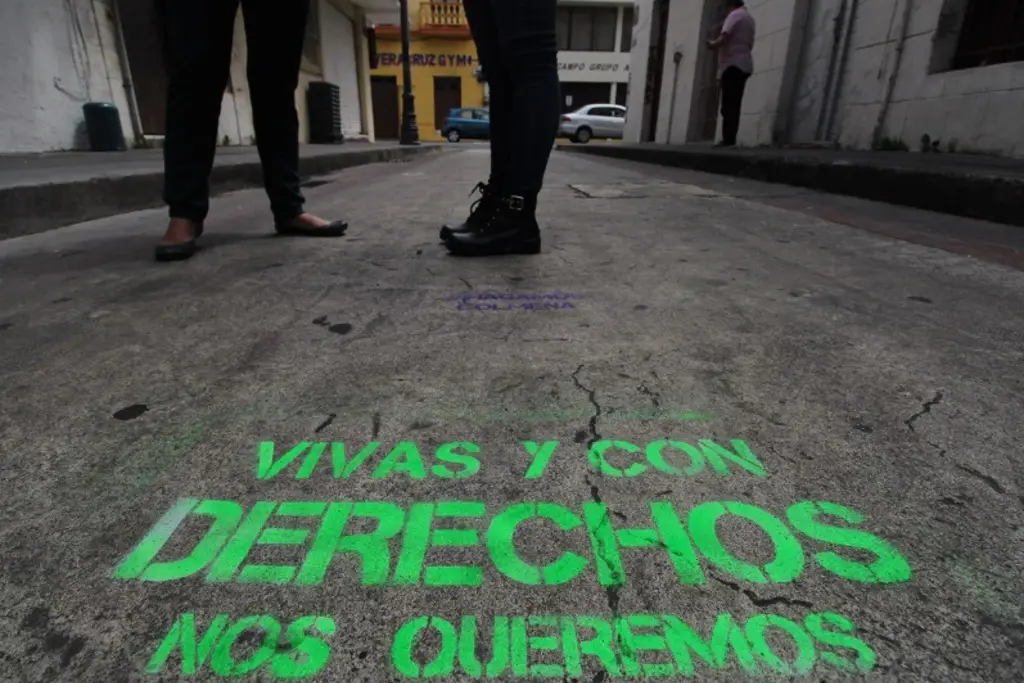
[707,39,716,49]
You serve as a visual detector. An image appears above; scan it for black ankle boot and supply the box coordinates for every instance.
[444,194,541,257]
[439,182,497,241]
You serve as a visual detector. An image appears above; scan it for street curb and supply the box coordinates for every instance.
[0,144,441,240]
[557,144,1024,228]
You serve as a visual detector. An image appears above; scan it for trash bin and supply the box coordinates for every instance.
[82,102,127,152]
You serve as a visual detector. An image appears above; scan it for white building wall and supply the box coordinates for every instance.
[0,0,135,152]
[321,0,365,138]
[832,0,1024,156]
[647,0,711,144]
[0,0,371,152]
[624,0,654,142]
[636,0,1024,156]
[732,0,807,146]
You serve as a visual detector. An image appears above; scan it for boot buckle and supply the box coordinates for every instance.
[507,195,525,211]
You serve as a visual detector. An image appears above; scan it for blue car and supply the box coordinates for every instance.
[441,107,490,142]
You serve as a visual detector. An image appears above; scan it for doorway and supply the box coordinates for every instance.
[116,0,169,135]
[433,76,462,133]
[371,76,400,139]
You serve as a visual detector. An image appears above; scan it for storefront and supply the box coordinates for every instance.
[558,53,631,113]
[369,38,486,141]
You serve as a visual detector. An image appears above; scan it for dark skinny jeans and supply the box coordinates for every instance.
[463,0,560,199]
[161,0,309,223]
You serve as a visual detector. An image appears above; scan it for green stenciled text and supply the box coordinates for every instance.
[112,498,910,588]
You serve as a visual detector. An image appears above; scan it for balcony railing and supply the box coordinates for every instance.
[419,1,470,36]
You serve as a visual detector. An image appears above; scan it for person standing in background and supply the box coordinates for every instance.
[707,0,755,148]
[154,0,348,262]
[439,0,560,257]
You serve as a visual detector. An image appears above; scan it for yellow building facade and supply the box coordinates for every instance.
[370,2,486,141]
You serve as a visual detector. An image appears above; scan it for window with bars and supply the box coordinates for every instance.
[556,6,618,52]
[951,0,1024,69]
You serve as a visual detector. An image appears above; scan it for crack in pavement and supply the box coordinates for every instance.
[314,413,336,433]
[571,370,635,669]
[956,464,1006,494]
[710,575,814,610]
[586,480,623,618]
[905,391,944,432]
[571,364,602,451]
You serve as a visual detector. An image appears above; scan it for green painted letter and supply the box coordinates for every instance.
[272,615,336,678]
[745,614,816,674]
[488,503,588,585]
[114,499,242,582]
[588,440,647,477]
[392,617,457,677]
[144,613,228,674]
[787,501,911,584]
[211,615,280,676]
[699,439,766,477]
[805,612,876,672]
[433,442,481,479]
[688,502,805,584]
[646,440,705,476]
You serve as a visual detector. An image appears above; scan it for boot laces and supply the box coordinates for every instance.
[466,182,497,227]
[477,195,522,232]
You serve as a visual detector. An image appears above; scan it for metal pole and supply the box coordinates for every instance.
[399,0,420,145]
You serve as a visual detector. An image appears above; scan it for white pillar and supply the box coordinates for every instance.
[614,5,625,53]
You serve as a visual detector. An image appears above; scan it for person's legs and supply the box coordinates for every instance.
[241,0,347,235]
[486,0,560,199]
[718,66,744,146]
[157,0,238,258]
[440,0,514,240]
[444,0,559,256]
[463,0,513,191]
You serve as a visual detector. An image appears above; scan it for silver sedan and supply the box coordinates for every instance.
[559,104,627,144]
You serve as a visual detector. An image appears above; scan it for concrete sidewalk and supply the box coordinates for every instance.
[0,143,440,240]
[558,143,1024,228]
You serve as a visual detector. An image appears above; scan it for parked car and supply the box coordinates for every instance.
[441,108,490,142]
[559,104,627,143]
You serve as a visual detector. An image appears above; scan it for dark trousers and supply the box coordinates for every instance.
[719,66,750,146]
[162,0,310,223]
[463,0,560,198]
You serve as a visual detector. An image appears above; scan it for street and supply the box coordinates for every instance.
[0,146,1022,683]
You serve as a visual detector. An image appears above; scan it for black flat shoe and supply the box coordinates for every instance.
[444,194,541,257]
[440,181,494,241]
[275,219,348,237]
[154,224,203,262]
[154,241,198,262]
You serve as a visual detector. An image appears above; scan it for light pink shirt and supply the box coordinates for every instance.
[718,6,756,78]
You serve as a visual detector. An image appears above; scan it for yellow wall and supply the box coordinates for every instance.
[371,38,485,141]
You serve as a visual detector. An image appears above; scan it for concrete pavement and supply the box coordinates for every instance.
[558,143,1024,228]
[0,147,1022,682]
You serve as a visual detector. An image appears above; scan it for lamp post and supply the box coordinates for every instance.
[398,0,420,145]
